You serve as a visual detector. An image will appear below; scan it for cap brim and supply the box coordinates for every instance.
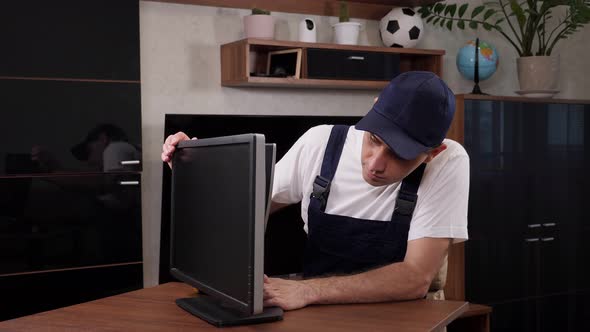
[356,108,430,160]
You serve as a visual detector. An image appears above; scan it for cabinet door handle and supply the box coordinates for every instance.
[527,224,541,228]
[120,160,141,165]
[118,181,139,186]
[525,238,540,242]
[347,56,365,61]
[542,223,556,227]
[541,237,555,242]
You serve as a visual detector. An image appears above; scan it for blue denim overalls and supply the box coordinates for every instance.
[303,125,426,277]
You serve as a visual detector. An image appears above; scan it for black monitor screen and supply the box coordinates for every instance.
[171,142,254,307]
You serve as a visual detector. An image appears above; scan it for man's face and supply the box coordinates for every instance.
[360,132,430,187]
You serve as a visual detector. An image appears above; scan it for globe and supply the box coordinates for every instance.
[456,39,499,81]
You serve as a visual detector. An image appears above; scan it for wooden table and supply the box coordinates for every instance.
[0,282,469,331]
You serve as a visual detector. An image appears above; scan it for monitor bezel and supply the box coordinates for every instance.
[169,133,265,315]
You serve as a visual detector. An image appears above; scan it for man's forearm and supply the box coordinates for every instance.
[301,261,431,305]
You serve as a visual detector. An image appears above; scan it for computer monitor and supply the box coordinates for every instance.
[264,143,276,229]
[160,115,362,282]
[169,133,283,327]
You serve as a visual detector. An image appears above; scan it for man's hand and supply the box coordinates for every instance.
[161,132,193,169]
[263,275,317,311]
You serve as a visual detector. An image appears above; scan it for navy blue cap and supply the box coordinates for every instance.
[355,71,455,160]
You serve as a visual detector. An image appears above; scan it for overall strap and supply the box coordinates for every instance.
[311,125,349,211]
[391,163,426,224]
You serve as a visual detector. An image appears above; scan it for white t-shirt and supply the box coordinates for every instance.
[271,125,469,243]
[103,141,141,172]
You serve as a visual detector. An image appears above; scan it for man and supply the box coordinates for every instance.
[161,71,469,311]
[71,123,141,172]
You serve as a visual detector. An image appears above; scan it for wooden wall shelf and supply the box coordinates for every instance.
[221,39,444,90]
[146,0,441,21]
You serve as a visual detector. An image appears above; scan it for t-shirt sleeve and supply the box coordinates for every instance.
[271,125,329,205]
[408,151,470,243]
[103,142,140,172]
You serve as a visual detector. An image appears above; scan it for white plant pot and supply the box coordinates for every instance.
[516,55,560,91]
[333,22,361,45]
[243,15,275,39]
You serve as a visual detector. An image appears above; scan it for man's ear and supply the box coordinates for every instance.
[424,143,447,163]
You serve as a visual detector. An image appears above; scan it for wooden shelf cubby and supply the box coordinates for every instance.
[221,38,445,90]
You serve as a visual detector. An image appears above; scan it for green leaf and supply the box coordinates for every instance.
[427,16,436,23]
[469,21,478,29]
[483,22,493,30]
[440,18,446,27]
[447,20,453,30]
[433,17,440,25]
[417,7,429,18]
[509,0,527,29]
[447,4,457,17]
[434,3,444,14]
[458,20,465,29]
[458,4,468,18]
[471,5,486,18]
[495,18,505,25]
[484,9,496,20]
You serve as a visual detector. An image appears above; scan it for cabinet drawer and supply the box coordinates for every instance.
[0,263,142,321]
[0,1,139,80]
[307,49,400,81]
[0,79,142,176]
[0,173,142,275]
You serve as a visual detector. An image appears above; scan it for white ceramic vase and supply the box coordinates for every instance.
[516,55,560,92]
[243,14,275,39]
[333,22,361,45]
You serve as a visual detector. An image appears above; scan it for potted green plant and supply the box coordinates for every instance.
[418,0,590,92]
[333,1,362,45]
[244,8,275,39]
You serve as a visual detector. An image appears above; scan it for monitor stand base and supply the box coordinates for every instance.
[176,296,284,327]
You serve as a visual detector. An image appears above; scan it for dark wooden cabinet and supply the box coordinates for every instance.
[455,95,590,331]
[0,0,142,321]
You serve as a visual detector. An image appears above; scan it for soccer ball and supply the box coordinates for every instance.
[379,7,423,48]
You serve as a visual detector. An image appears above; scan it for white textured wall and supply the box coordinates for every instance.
[139,1,590,286]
